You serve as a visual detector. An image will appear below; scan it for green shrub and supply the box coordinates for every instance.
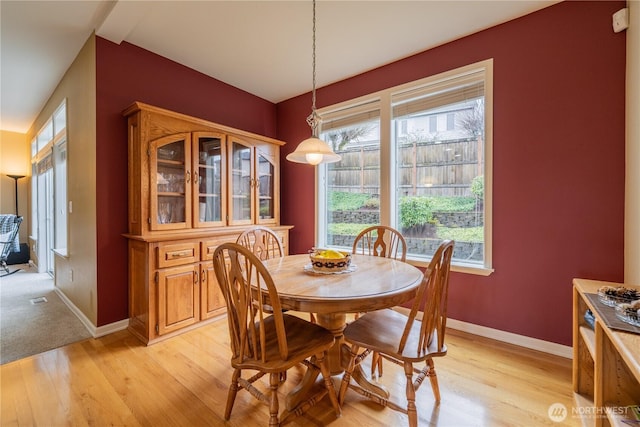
[362,197,379,209]
[399,197,433,229]
[471,175,484,199]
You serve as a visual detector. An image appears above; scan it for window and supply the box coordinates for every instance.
[429,116,437,133]
[30,100,68,274]
[318,100,381,248]
[316,60,493,274]
[446,113,455,131]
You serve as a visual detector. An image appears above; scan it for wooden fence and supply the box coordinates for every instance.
[329,137,482,197]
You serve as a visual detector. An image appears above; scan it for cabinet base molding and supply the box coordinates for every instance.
[129,314,225,346]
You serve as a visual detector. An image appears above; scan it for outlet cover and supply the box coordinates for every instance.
[613,8,628,33]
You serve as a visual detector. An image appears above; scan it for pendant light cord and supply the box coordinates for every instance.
[307,0,319,137]
[286,0,341,165]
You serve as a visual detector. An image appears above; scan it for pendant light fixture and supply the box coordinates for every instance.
[286,0,341,166]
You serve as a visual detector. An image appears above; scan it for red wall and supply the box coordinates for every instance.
[95,39,278,325]
[277,1,626,345]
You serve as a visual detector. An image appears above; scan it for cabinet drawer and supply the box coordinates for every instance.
[157,242,199,268]
[201,236,237,260]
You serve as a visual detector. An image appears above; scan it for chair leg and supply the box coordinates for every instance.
[224,369,241,420]
[268,372,280,427]
[427,358,441,402]
[371,351,383,379]
[316,351,342,417]
[404,362,418,427]
[338,344,359,405]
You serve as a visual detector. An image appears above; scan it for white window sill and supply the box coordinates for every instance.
[406,257,494,276]
[53,248,68,258]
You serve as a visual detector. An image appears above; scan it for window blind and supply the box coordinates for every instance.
[392,70,484,119]
[319,99,380,132]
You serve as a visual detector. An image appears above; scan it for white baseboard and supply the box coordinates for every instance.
[54,288,129,338]
[393,307,572,359]
[94,319,130,338]
[446,318,572,359]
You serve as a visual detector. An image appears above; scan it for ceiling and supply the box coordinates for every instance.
[0,0,559,133]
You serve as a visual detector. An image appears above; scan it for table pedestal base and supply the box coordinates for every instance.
[285,312,389,411]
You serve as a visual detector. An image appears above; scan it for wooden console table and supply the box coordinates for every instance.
[573,278,640,427]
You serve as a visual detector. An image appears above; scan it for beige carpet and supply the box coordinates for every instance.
[0,264,92,365]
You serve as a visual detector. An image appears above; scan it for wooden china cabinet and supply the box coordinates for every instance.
[123,102,291,345]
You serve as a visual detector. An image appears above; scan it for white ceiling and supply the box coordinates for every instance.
[0,0,559,133]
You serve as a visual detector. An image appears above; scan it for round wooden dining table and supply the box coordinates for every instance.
[262,253,423,409]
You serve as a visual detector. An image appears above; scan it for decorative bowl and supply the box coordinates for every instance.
[597,286,640,307]
[615,299,640,327]
[309,249,352,273]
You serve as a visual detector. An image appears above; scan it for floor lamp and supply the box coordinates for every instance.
[6,174,25,215]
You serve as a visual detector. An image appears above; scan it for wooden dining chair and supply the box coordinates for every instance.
[338,240,454,427]
[212,242,341,426]
[236,226,283,261]
[237,226,319,326]
[352,225,407,262]
[351,224,407,377]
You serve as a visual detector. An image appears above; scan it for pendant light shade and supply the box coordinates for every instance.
[286,137,341,165]
[286,0,341,166]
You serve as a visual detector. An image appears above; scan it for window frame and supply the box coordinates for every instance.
[315,60,494,276]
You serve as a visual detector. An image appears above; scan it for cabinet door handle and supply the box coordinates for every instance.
[193,171,198,184]
[201,269,206,282]
[194,271,199,284]
[186,170,191,184]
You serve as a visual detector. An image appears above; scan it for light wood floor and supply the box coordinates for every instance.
[1,315,579,426]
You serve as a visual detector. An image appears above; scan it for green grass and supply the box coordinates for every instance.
[328,192,371,210]
[429,197,477,212]
[327,223,483,242]
[435,226,483,242]
[328,223,376,236]
[329,191,477,213]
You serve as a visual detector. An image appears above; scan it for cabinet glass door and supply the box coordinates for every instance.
[151,134,190,230]
[194,133,225,227]
[229,140,253,224]
[256,152,275,223]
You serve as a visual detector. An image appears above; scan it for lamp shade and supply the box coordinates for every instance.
[286,137,341,165]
